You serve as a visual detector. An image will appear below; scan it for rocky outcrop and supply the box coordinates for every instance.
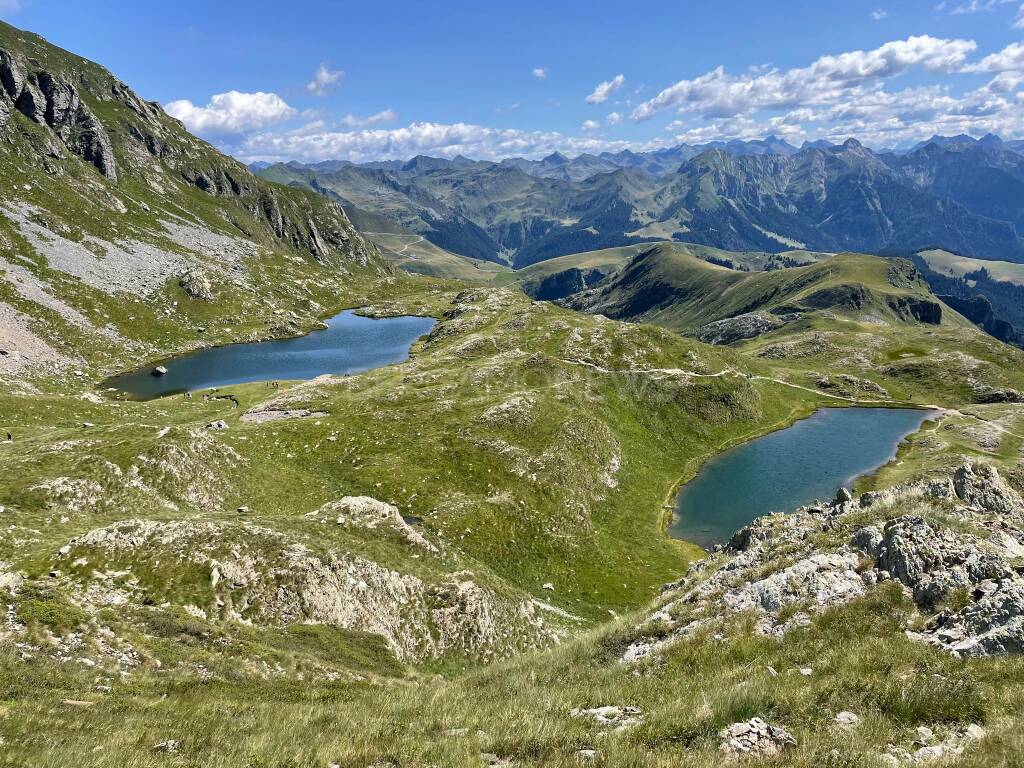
[59,519,556,661]
[525,267,610,302]
[939,294,1023,348]
[694,311,785,345]
[886,295,943,325]
[0,33,386,275]
[313,496,438,552]
[622,461,1024,664]
[0,48,117,179]
[719,718,797,761]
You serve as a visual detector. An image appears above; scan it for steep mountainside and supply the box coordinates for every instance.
[884,137,1024,232]
[261,138,1024,269]
[0,22,387,379]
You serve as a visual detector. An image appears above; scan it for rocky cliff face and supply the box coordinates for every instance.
[0,21,383,271]
[624,461,1024,665]
[0,22,392,378]
[0,48,117,179]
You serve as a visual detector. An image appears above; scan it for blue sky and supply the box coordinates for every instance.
[3,0,1024,161]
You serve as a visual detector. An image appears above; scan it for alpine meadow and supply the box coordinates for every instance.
[5,3,1024,766]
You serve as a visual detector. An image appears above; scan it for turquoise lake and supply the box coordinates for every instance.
[671,407,938,548]
[105,310,436,400]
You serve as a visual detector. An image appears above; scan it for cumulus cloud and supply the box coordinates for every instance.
[236,120,648,164]
[340,109,398,128]
[870,8,889,19]
[165,91,296,135]
[642,35,1024,149]
[306,63,344,96]
[606,111,623,125]
[631,35,977,121]
[967,41,1024,72]
[586,74,625,104]
[532,67,548,79]
[580,119,601,131]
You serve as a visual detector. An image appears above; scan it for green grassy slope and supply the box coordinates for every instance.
[496,243,832,301]
[567,245,966,334]
[368,232,512,282]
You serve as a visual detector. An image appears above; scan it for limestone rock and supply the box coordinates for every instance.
[569,705,643,730]
[953,463,1024,520]
[179,269,214,301]
[318,496,438,552]
[719,718,796,760]
[60,519,552,661]
[695,312,785,346]
[0,48,118,180]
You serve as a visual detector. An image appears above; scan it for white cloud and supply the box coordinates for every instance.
[306,63,344,96]
[236,120,652,164]
[631,35,977,121]
[967,41,1024,71]
[580,119,601,131]
[165,91,296,135]
[340,109,398,128]
[606,111,623,125]
[950,0,1013,13]
[586,74,625,104]
[870,8,889,19]
[1015,3,1024,27]
[532,67,548,79]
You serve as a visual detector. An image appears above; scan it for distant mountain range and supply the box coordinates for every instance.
[255,133,1024,268]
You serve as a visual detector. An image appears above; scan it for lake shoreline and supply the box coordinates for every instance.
[667,405,941,549]
[101,309,437,400]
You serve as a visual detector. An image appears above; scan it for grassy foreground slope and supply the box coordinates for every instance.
[5,259,1024,765]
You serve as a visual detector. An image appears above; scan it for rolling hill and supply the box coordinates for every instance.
[563,245,963,339]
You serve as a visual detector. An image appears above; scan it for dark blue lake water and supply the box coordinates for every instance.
[671,407,937,548]
[105,310,436,399]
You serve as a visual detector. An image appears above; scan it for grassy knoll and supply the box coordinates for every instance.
[368,232,512,282]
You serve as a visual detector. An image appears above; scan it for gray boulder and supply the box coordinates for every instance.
[929,585,1024,659]
[179,269,214,301]
[953,463,1024,519]
[694,312,785,345]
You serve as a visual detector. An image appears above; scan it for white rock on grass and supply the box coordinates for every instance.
[719,717,796,761]
[319,496,438,552]
[570,705,643,730]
